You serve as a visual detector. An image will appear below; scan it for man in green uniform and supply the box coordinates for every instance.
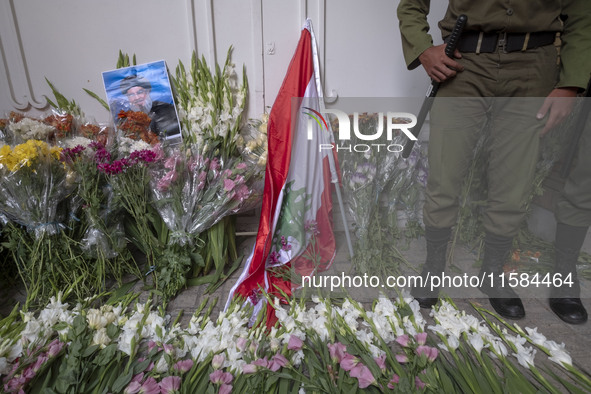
[397,1,591,319]
[551,91,591,324]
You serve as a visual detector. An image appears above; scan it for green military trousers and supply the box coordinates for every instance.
[424,44,559,237]
[555,109,591,227]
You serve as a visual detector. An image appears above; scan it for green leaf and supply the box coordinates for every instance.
[111,370,134,393]
[83,88,110,111]
[82,344,100,358]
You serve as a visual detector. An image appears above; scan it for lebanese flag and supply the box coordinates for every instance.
[227,19,337,324]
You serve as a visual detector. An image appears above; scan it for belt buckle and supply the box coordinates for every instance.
[498,32,507,53]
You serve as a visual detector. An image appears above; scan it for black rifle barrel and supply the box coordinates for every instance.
[401,14,467,159]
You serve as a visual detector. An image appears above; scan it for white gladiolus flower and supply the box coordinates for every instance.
[467,333,485,353]
[513,344,536,369]
[548,349,572,367]
[92,328,111,349]
[524,327,547,346]
[155,356,169,373]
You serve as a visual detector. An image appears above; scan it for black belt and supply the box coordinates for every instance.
[447,31,556,53]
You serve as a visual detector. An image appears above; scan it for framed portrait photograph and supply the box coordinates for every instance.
[102,60,182,144]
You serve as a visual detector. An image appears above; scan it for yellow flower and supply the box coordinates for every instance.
[0,140,62,172]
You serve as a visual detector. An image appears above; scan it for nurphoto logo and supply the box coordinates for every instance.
[303,108,418,153]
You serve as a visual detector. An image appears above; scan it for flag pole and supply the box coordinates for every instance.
[306,19,354,258]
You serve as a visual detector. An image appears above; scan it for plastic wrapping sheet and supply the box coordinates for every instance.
[337,114,427,242]
[149,144,264,246]
[0,140,71,239]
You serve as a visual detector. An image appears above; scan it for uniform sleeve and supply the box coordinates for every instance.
[397,0,433,70]
[557,0,591,89]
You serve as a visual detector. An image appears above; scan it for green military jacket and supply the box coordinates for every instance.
[397,0,591,90]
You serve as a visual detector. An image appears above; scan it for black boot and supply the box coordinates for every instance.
[549,223,588,325]
[411,226,451,309]
[479,232,525,319]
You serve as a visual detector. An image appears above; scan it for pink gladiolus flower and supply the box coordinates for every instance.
[148,341,157,352]
[47,339,65,357]
[173,359,194,373]
[340,354,360,371]
[209,158,220,171]
[32,354,48,372]
[220,383,232,394]
[395,334,410,348]
[236,162,247,170]
[287,335,303,351]
[416,345,438,362]
[131,372,145,384]
[212,354,225,369]
[164,156,177,169]
[124,381,141,394]
[209,370,233,385]
[252,357,269,368]
[157,170,178,191]
[327,342,347,363]
[387,374,400,389]
[223,178,236,192]
[415,332,428,346]
[140,377,160,394]
[236,337,248,351]
[242,363,257,374]
[163,344,174,355]
[415,376,426,389]
[395,354,409,364]
[159,376,181,394]
[374,354,386,371]
[350,364,375,389]
[269,353,289,372]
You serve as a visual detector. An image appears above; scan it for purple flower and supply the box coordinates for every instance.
[395,334,410,348]
[236,337,248,352]
[416,345,438,362]
[268,251,280,265]
[340,354,359,371]
[327,342,347,363]
[387,374,400,389]
[157,170,178,191]
[304,220,320,236]
[220,383,232,394]
[234,184,250,201]
[173,359,194,373]
[242,363,257,374]
[252,357,269,368]
[415,332,428,346]
[349,363,375,389]
[415,376,426,389]
[47,339,65,357]
[280,236,292,252]
[223,178,236,192]
[395,354,409,364]
[268,353,289,372]
[287,335,303,351]
[374,354,386,371]
[159,376,181,394]
[212,354,225,369]
[209,370,233,385]
[236,162,247,170]
[124,381,141,394]
[140,377,160,394]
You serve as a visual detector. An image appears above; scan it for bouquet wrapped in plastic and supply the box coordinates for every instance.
[0,139,69,238]
[153,146,263,240]
[336,113,427,274]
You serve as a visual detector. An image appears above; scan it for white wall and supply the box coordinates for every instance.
[0,0,448,123]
